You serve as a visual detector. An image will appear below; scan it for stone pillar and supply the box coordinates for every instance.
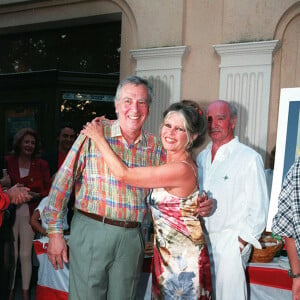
[130,46,188,135]
[213,40,279,161]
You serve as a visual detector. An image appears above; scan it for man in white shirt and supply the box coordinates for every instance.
[197,100,269,300]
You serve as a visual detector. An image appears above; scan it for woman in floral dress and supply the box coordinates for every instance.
[149,186,211,299]
[83,101,212,299]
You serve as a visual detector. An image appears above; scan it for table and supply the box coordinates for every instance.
[247,258,292,299]
[33,240,152,300]
[137,257,293,300]
[33,239,69,300]
[33,240,292,300]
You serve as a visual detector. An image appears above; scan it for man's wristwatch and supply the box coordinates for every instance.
[288,269,300,278]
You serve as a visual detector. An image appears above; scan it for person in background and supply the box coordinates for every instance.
[82,101,212,299]
[30,172,70,300]
[0,173,32,300]
[30,201,48,237]
[0,169,11,189]
[30,173,69,238]
[43,123,77,226]
[30,193,70,239]
[43,123,76,177]
[197,100,269,300]
[272,157,300,300]
[6,128,51,300]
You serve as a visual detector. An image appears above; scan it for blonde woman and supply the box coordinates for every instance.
[83,102,212,300]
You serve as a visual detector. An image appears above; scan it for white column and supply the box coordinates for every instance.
[213,40,279,161]
[130,46,188,136]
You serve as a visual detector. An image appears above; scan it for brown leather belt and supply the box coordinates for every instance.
[78,210,140,228]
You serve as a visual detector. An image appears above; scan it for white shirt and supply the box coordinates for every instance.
[197,137,269,248]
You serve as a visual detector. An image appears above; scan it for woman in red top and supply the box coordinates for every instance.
[6,128,51,300]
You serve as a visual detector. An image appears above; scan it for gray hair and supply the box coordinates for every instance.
[228,101,237,121]
[115,76,154,105]
[206,99,237,122]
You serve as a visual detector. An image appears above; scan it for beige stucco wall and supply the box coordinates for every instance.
[0,0,299,156]
[118,0,184,77]
[126,0,184,48]
[268,3,300,155]
[181,0,299,156]
[182,0,297,99]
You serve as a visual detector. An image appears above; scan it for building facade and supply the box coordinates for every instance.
[0,0,299,161]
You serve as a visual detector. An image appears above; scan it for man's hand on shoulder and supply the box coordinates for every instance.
[47,233,68,270]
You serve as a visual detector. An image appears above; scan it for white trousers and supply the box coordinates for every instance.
[206,229,252,300]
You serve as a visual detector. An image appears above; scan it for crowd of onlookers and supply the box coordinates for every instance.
[0,123,76,300]
[0,75,299,300]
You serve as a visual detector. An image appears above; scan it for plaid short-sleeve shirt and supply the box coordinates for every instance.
[272,157,300,256]
[43,120,165,234]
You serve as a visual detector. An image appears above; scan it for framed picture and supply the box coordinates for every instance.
[267,87,300,230]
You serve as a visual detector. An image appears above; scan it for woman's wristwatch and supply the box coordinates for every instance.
[288,269,300,278]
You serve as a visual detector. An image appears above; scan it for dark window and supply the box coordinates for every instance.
[0,21,121,74]
[60,92,117,125]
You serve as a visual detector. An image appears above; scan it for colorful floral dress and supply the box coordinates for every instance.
[148,188,212,300]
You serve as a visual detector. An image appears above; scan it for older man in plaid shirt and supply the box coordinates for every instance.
[43,76,165,300]
[272,157,300,300]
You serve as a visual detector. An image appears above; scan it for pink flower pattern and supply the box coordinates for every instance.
[149,188,212,300]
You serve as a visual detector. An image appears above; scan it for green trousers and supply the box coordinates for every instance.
[68,211,144,300]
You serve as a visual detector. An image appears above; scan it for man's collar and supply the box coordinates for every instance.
[111,120,143,145]
[208,136,239,158]
[208,136,238,148]
[111,120,122,138]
